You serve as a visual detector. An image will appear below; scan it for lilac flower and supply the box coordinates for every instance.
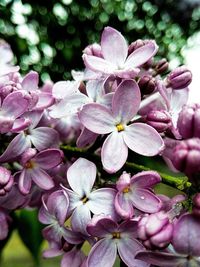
[63,158,117,235]
[0,210,10,240]
[136,213,200,266]
[79,79,164,173]
[39,190,83,247]
[17,148,63,194]
[83,27,158,79]
[86,215,148,267]
[0,91,29,133]
[115,171,162,219]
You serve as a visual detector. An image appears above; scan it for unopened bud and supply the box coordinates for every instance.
[83,43,102,58]
[177,104,200,139]
[138,76,156,95]
[167,66,192,90]
[146,110,171,132]
[0,167,14,196]
[128,39,148,55]
[154,58,169,74]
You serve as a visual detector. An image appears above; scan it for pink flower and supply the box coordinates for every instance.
[79,79,164,173]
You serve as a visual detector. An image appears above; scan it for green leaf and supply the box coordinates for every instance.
[16,209,44,266]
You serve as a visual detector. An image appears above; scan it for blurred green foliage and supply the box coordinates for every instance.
[0,0,200,82]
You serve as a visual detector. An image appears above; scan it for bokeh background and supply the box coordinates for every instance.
[0,0,200,266]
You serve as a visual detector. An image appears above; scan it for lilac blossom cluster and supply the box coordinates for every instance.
[0,27,200,267]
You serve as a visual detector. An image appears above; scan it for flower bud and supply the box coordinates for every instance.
[177,104,200,139]
[128,39,146,55]
[173,138,200,175]
[138,76,156,95]
[138,211,173,249]
[154,58,169,74]
[0,167,14,196]
[146,110,171,132]
[83,43,102,58]
[167,66,192,90]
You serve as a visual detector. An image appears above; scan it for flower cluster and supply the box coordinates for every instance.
[0,27,199,267]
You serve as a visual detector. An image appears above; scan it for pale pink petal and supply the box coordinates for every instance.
[38,206,54,225]
[71,204,91,235]
[86,80,105,101]
[2,91,29,118]
[118,238,148,267]
[87,238,117,267]
[88,188,117,219]
[136,251,186,266]
[61,249,85,267]
[125,41,158,68]
[123,123,164,156]
[0,133,31,163]
[79,103,115,134]
[34,149,63,169]
[129,188,162,213]
[52,81,79,99]
[67,158,96,196]
[34,92,54,110]
[29,127,59,151]
[83,54,115,74]
[22,71,39,91]
[112,79,141,123]
[30,168,55,190]
[131,171,161,188]
[114,192,134,219]
[18,170,32,195]
[101,26,128,67]
[102,132,128,173]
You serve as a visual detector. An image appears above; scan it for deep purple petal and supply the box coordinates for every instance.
[101,26,128,67]
[125,41,158,68]
[79,103,115,134]
[102,132,128,173]
[112,79,141,123]
[67,158,96,197]
[34,149,63,169]
[118,238,148,267]
[129,188,162,213]
[76,127,98,148]
[173,213,200,257]
[135,251,186,266]
[123,123,164,156]
[87,238,117,267]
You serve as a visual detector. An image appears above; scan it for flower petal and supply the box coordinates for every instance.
[123,123,164,156]
[118,238,148,267]
[173,214,200,257]
[79,103,115,134]
[114,192,134,219]
[22,71,39,91]
[18,170,32,195]
[88,188,117,219]
[135,251,186,266]
[29,127,59,151]
[71,204,91,235]
[129,188,162,213]
[61,249,85,267]
[31,168,55,190]
[87,238,117,267]
[125,41,158,68]
[101,27,128,67]
[76,127,98,148]
[130,171,161,188]
[34,149,63,169]
[102,132,128,173]
[112,79,141,123]
[67,158,96,197]
[87,216,117,237]
[83,54,115,74]
[52,80,79,99]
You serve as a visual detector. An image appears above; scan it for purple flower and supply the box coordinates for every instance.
[0,166,14,196]
[0,210,10,240]
[86,215,148,267]
[17,148,63,194]
[115,171,162,219]
[83,27,158,79]
[136,213,200,266]
[79,79,164,173]
[63,158,117,235]
[167,65,192,90]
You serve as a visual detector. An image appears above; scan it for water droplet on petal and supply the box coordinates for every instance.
[141,196,145,200]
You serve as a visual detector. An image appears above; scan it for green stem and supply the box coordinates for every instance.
[61,145,191,191]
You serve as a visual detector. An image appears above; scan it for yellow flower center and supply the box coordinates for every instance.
[81,196,88,204]
[123,187,130,193]
[112,232,121,239]
[25,160,35,169]
[116,123,124,132]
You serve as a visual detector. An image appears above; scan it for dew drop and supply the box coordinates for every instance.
[141,196,145,200]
